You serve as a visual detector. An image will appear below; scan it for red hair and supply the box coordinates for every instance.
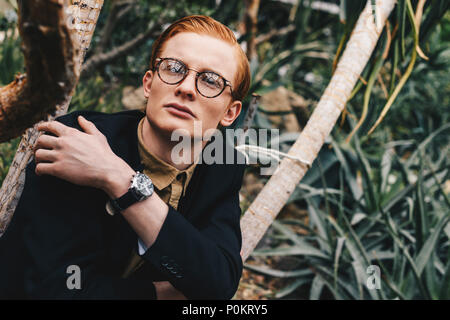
[150,15,250,102]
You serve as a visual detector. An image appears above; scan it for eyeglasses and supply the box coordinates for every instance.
[153,57,234,99]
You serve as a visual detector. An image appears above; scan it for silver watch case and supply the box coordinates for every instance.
[131,171,154,200]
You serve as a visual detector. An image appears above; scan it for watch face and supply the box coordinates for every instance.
[132,172,154,198]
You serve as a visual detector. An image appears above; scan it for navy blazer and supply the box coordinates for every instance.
[0,110,246,299]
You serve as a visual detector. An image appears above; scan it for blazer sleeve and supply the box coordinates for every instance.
[18,162,156,299]
[141,163,246,300]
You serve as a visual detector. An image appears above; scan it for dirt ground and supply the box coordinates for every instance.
[234,254,308,300]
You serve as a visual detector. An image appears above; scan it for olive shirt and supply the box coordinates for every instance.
[121,118,198,278]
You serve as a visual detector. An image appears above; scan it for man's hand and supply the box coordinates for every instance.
[35,116,134,196]
[154,281,187,300]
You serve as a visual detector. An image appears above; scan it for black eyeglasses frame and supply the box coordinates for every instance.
[153,57,235,99]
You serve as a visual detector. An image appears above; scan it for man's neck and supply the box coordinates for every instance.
[141,118,204,170]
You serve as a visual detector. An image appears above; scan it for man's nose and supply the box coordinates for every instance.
[175,71,196,100]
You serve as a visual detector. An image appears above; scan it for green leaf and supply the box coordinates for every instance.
[380,148,394,195]
[275,278,310,299]
[405,122,450,168]
[243,263,313,278]
[330,138,362,201]
[354,136,378,213]
[252,245,329,259]
[313,265,358,299]
[271,220,305,247]
[326,214,380,298]
[334,237,346,290]
[415,215,450,276]
[310,275,325,300]
[413,156,428,251]
[439,257,450,299]
[380,208,432,299]
[306,199,328,244]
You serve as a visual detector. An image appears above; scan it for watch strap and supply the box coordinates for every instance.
[109,188,141,212]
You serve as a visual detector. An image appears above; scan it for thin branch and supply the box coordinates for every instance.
[94,0,136,55]
[94,0,121,54]
[243,0,261,61]
[81,19,162,78]
[254,24,296,46]
[242,94,261,133]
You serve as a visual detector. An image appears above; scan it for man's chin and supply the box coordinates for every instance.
[147,114,216,141]
[152,119,195,139]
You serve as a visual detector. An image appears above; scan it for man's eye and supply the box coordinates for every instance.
[201,73,221,88]
[165,61,184,74]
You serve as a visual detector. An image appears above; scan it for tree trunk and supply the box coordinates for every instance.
[240,0,397,262]
[239,0,260,62]
[0,0,104,236]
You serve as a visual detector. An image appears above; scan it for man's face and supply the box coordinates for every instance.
[142,32,242,139]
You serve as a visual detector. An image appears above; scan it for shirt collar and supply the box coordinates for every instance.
[137,118,197,190]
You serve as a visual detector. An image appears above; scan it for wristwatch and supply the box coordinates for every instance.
[106,171,154,216]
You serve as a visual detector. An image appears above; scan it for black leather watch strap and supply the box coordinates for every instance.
[109,188,141,212]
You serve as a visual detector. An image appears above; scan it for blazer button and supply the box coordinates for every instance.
[169,263,180,274]
[173,265,183,278]
[161,256,170,267]
[167,259,176,269]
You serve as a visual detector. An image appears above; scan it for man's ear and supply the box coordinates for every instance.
[220,100,242,127]
[143,70,154,98]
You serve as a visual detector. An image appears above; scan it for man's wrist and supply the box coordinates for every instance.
[102,161,136,199]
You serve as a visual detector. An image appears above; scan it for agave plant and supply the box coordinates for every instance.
[245,116,449,299]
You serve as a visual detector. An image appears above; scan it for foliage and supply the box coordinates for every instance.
[70,75,124,114]
[248,118,449,299]
[0,136,19,183]
[0,9,23,86]
[236,0,450,300]
[0,9,22,182]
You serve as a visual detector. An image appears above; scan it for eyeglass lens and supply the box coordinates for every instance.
[158,59,225,98]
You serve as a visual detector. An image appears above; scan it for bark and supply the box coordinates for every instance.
[0,0,104,236]
[240,0,397,262]
[0,0,79,143]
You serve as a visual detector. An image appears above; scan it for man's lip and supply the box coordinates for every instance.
[164,103,196,118]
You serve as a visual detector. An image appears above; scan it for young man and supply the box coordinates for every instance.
[0,15,250,299]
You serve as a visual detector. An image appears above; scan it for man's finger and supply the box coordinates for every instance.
[78,116,101,136]
[36,121,69,137]
[35,162,55,176]
[34,149,58,163]
[35,134,60,151]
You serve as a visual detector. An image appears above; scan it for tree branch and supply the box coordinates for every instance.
[0,0,78,143]
[81,18,163,78]
[0,0,104,235]
[254,24,296,46]
[94,0,136,55]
